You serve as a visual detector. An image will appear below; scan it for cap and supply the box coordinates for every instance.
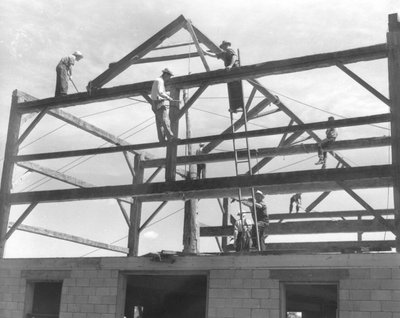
[162,68,173,76]
[199,143,205,147]
[255,190,266,198]
[219,40,231,48]
[328,116,335,121]
[72,51,83,58]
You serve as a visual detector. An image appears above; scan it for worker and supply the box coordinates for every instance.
[202,40,239,70]
[315,116,338,168]
[233,212,252,252]
[289,193,302,213]
[196,143,206,179]
[232,190,269,251]
[150,68,179,142]
[55,51,83,96]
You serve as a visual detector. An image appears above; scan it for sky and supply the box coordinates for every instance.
[0,0,398,258]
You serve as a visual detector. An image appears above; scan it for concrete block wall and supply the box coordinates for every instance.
[339,268,400,318]
[208,269,279,318]
[0,254,399,318]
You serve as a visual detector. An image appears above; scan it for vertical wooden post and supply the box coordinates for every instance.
[165,88,180,181]
[127,154,144,256]
[222,198,232,250]
[183,89,199,254]
[387,13,400,251]
[0,90,23,258]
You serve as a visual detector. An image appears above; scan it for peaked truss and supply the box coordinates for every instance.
[1,14,399,258]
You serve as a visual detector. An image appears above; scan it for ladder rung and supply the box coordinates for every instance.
[236,160,249,164]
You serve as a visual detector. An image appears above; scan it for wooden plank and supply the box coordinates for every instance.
[143,136,390,168]
[337,181,395,233]
[269,209,394,220]
[190,24,222,53]
[90,15,187,88]
[131,52,201,65]
[200,218,396,236]
[336,62,391,106]
[0,91,25,257]
[139,201,168,232]
[305,191,331,212]
[185,20,210,72]
[48,108,153,159]
[17,107,49,145]
[165,89,180,181]
[8,222,128,254]
[387,13,400,250]
[175,84,208,120]
[152,41,195,50]
[5,203,38,240]
[9,165,392,203]
[16,44,387,113]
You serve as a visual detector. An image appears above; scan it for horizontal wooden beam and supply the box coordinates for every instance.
[200,219,396,236]
[268,209,394,220]
[263,240,395,253]
[9,165,393,203]
[143,136,390,168]
[152,41,195,50]
[16,43,387,113]
[131,52,200,65]
[8,222,129,254]
[14,113,390,162]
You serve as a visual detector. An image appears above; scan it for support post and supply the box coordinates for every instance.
[165,88,180,181]
[0,90,25,257]
[387,13,400,251]
[222,198,232,250]
[127,154,144,256]
[183,89,199,253]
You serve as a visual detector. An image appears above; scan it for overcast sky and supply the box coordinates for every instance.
[0,0,398,258]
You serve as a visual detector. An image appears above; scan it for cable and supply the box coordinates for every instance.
[146,207,184,228]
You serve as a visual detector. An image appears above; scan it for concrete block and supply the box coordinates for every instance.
[234,308,251,317]
[393,291,400,301]
[95,287,111,296]
[269,309,280,318]
[101,295,116,305]
[226,298,243,308]
[269,288,280,299]
[209,298,226,308]
[216,306,234,317]
[230,278,244,288]
[81,287,96,296]
[74,295,89,304]
[209,278,229,288]
[349,268,371,279]
[232,288,251,299]
[349,289,371,300]
[243,278,261,289]
[251,308,268,318]
[358,300,382,311]
[381,280,400,290]
[251,288,269,299]
[107,304,116,314]
[67,303,80,313]
[209,288,232,298]
[242,298,261,309]
[341,279,381,290]
[252,269,270,279]
[260,298,279,309]
[371,313,393,318]
[340,311,371,318]
[210,269,234,279]
[72,313,86,318]
[382,301,400,312]
[88,295,103,304]
[60,313,73,318]
[94,304,108,313]
[371,290,392,301]
[371,268,392,279]
[80,303,95,313]
[75,278,90,287]
[392,268,400,279]
[234,269,253,279]
[259,279,279,289]
[208,307,217,318]
[340,289,350,300]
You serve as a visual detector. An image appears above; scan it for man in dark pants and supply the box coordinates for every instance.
[315,116,338,168]
[150,68,178,142]
[55,51,83,96]
[196,143,206,179]
[289,193,302,213]
[232,190,269,251]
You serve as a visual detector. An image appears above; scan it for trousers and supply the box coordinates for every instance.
[152,101,174,142]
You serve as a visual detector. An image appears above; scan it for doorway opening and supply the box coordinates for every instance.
[124,274,207,318]
[284,283,337,318]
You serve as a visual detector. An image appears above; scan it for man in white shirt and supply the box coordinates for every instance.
[150,68,177,142]
[55,51,83,96]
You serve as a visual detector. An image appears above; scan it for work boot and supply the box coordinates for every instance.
[315,158,324,165]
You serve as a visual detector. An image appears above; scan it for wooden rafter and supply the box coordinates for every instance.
[16,43,387,114]
[5,203,38,240]
[9,165,392,204]
[8,222,128,254]
[17,107,49,145]
[185,20,210,71]
[139,201,168,232]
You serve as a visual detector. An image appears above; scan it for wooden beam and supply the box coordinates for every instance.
[143,136,390,168]
[131,52,201,65]
[8,222,128,254]
[387,13,400,250]
[9,165,392,203]
[48,108,153,159]
[200,218,396,237]
[16,161,133,204]
[305,191,331,212]
[16,43,387,114]
[336,62,391,107]
[152,41,195,50]
[139,201,168,232]
[190,24,222,53]
[5,203,38,240]
[165,89,180,181]
[337,181,396,234]
[269,209,394,220]
[17,107,49,145]
[0,91,26,257]
[90,15,188,88]
[185,20,210,72]
[175,84,208,120]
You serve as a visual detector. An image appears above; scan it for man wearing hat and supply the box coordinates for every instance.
[203,40,239,70]
[232,190,269,251]
[55,51,83,96]
[150,68,178,142]
[233,212,252,252]
[315,116,338,167]
[196,143,206,179]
